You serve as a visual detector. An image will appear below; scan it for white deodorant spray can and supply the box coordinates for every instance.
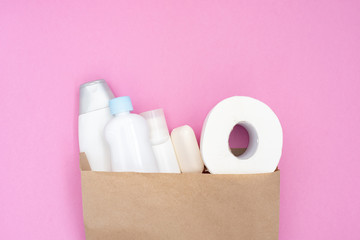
[78,80,114,171]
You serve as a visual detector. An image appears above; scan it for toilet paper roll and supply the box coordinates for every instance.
[200,96,283,174]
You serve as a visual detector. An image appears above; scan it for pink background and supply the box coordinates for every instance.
[1,0,360,239]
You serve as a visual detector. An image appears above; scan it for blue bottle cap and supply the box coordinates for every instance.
[109,96,133,115]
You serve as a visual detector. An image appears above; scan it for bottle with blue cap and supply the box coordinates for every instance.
[104,96,159,172]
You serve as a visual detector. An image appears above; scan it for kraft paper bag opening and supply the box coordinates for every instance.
[79,152,280,240]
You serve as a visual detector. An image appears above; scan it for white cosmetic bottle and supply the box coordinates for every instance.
[105,96,159,173]
[140,109,180,173]
[78,80,114,171]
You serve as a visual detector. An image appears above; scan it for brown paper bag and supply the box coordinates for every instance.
[80,153,279,240]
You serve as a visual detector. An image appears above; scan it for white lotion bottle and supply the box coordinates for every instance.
[105,96,159,173]
[171,125,204,173]
[78,80,114,171]
[140,109,180,173]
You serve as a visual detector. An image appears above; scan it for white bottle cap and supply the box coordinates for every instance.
[79,80,115,115]
[140,109,170,144]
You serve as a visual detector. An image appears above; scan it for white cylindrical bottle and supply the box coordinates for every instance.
[140,109,180,173]
[171,125,204,173]
[105,96,159,173]
[78,80,114,171]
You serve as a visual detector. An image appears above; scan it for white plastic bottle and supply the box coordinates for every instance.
[105,96,159,173]
[140,109,180,173]
[171,125,204,173]
[78,80,114,171]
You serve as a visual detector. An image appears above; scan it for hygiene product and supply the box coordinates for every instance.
[105,96,159,172]
[78,79,114,171]
[200,96,283,174]
[171,125,204,173]
[140,109,180,173]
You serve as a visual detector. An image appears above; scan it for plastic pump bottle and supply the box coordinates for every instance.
[105,96,159,173]
[140,109,180,173]
[78,80,114,171]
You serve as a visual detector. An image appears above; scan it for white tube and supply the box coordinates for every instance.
[78,80,114,171]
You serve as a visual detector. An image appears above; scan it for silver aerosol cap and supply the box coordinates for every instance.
[79,79,115,115]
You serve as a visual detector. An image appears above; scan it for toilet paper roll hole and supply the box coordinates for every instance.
[228,122,258,160]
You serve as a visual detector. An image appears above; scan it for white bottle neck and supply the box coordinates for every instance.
[115,111,130,117]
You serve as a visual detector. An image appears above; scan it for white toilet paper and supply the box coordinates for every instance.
[200,96,283,174]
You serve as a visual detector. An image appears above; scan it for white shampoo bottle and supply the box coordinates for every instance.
[140,109,180,173]
[105,96,159,173]
[78,80,114,171]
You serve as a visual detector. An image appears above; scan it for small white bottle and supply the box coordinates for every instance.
[78,80,114,171]
[105,96,159,173]
[171,125,204,173]
[140,109,180,173]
